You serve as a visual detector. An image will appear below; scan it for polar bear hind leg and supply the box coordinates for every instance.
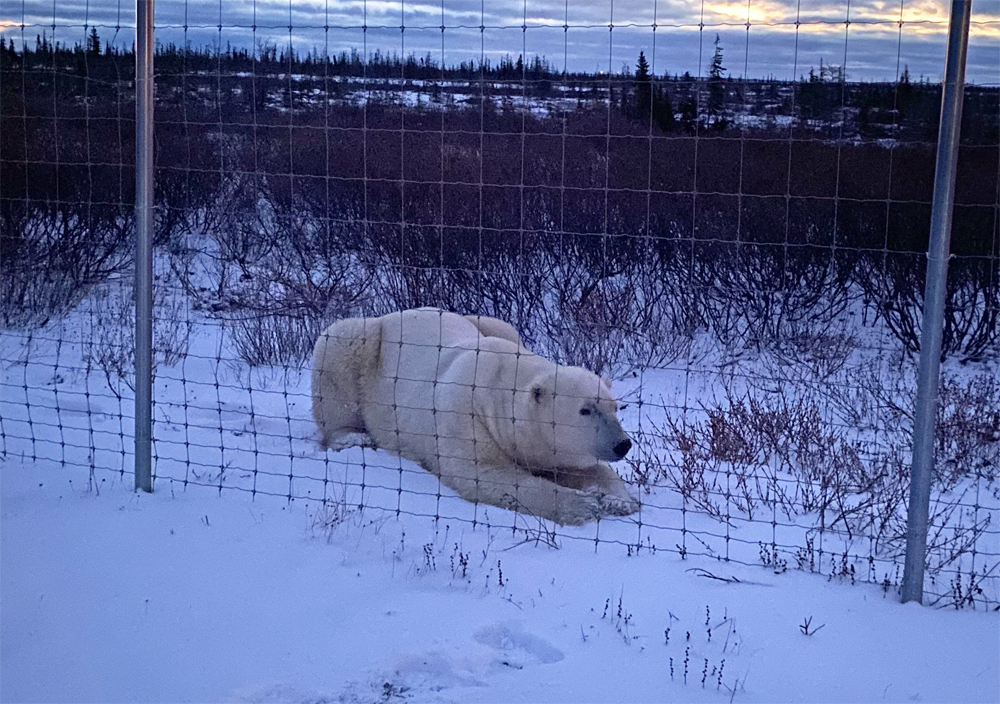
[311,317,383,450]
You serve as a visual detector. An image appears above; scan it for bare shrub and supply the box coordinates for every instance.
[362,254,485,320]
[173,169,372,368]
[536,258,633,376]
[827,364,1000,488]
[619,255,704,370]
[642,371,998,580]
[82,273,191,396]
[857,253,1000,363]
[772,326,859,381]
[355,241,701,377]
[224,313,323,369]
[214,233,368,366]
[467,252,549,347]
[529,246,701,376]
[2,207,134,329]
[692,245,852,357]
[653,387,861,523]
[933,373,1000,490]
[205,170,279,277]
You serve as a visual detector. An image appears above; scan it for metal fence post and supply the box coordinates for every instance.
[900,0,971,604]
[134,0,155,493]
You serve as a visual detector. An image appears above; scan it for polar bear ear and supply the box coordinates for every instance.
[530,373,555,404]
[531,384,546,403]
[601,375,614,392]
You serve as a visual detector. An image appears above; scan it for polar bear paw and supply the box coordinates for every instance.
[323,432,378,452]
[596,491,641,517]
[496,486,639,526]
[558,490,639,525]
[496,489,601,527]
[561,491,606,526]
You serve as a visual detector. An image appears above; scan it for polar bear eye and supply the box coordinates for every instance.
[579,408,591,416]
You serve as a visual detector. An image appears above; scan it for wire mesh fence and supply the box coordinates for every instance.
[1,0,998,609]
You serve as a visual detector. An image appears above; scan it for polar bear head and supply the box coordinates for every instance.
[515,366,632,470]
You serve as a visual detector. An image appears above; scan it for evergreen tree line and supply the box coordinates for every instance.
[7,28,996,144]
[1,31,564,81]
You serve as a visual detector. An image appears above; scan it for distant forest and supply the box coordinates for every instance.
[3,30,1000,143]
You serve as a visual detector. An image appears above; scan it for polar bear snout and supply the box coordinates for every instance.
[613,438,632,460]
[592,420,631,462]
[596,431,630,462]
[583,400,631,463]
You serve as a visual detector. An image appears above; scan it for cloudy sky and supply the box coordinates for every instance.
[2,0,998,83]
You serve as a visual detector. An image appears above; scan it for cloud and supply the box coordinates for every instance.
[2,0,997,82]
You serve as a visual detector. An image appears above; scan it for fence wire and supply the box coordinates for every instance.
[1,0,999,610]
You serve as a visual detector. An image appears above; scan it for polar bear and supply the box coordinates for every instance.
[310,308,639,525]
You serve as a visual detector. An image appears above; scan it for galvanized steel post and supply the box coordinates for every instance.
[900,0,971,604]
[134,0,155,492]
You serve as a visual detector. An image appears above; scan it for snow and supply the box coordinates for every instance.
[2,458,998,703]
[2,282,999,702]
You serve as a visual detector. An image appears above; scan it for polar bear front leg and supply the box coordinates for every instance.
[435,458,604,526]
[590,462,641,517]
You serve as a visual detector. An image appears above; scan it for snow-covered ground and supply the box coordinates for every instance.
[2,452,998,703]
[2,279,999,702]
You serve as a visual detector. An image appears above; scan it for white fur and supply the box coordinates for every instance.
[311,308,640,525]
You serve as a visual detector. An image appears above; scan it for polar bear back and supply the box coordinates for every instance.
[361,309,546,470]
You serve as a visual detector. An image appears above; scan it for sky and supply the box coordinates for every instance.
[1,0,999,83]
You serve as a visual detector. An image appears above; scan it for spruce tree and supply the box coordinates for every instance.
[634,50,652,121]
[88,27,100,56]
[707,34,726,125]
